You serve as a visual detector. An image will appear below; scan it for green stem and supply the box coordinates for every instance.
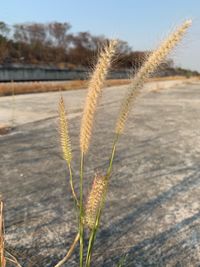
[54,164,80,267]
[85,227,97,267]
[106,133,119,177]
[85,133,120,267]
[79,152,84,267]
[68,163,79,207]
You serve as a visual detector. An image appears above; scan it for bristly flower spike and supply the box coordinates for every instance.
[80,39,118,154]
[59,96,72,164]
[116,20,192,134]
[85,174,107,229]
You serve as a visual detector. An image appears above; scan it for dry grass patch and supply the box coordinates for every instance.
[0,79,131,97]
[0,76,189,97]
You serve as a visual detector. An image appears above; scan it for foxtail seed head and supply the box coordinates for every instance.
[85,174,107,229]
[58,96,72,164]
[115,20,192,134]
[80,39,118,154]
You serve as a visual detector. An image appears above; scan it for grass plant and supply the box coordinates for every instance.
[56,20,192,267]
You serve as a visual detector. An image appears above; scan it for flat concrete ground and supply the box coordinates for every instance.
[0,79,200,266]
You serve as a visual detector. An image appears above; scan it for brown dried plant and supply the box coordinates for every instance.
[0,200,22,267]
[0,201,6,267]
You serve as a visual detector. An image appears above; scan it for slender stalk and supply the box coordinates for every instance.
[106,133,119,177]
[85,134,119,267]
[53,165,79,267]
[6,257,21,267]
[54,233,80,267]
[85,228,96,267]
[5,251,22,267]
[79,152,84,267]
[0,201,6,267]
[68,163,79,207]
[85,179,109,267]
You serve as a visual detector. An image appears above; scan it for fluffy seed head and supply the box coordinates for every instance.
[59,96,72,164]
[85,174,107,229]
[80,39,118,154]
[115,20,192,134]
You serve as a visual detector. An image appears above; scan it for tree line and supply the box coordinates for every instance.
[0,21,151,69]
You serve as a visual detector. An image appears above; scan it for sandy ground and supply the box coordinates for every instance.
[0,78,200,266]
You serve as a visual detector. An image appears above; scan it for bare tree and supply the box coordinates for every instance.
[1,20,155,70]
[47,22,71,48]
[13,23,47,44]
[26,23,47,44]
[13,24,29,43]
[0,22,10,38]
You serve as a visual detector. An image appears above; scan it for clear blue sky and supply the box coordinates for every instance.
[1,0,200,71]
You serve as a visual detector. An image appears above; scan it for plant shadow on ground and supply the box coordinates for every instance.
[93,166,200,267]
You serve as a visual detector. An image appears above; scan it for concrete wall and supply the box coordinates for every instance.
[0,66,129,82]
